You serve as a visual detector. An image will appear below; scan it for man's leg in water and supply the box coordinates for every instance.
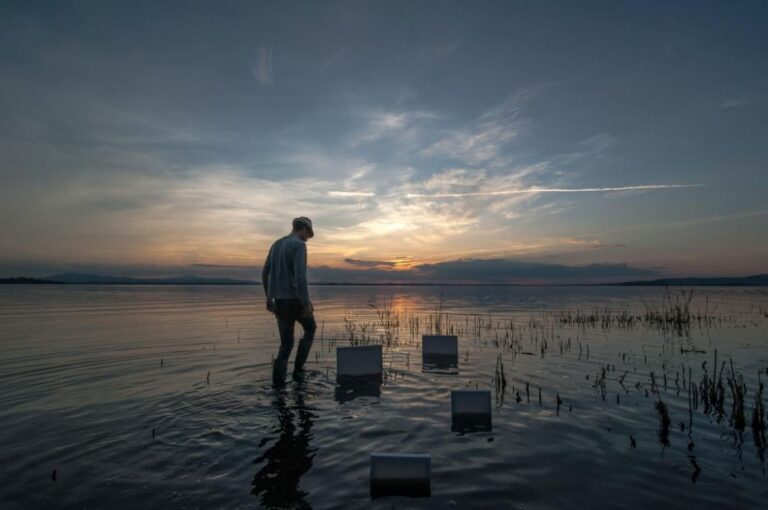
[293,312,317,377]
[273,306,296,386]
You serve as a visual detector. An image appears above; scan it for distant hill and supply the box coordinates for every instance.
[45,273,257,285]
[0,277,63,284]
[2,272,767,286]
[612,274,768,286]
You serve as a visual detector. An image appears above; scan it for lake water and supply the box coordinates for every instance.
[1,285,767,509]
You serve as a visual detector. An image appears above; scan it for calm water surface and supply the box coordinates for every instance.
[1,285,768,509]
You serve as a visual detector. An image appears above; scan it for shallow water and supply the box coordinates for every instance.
[1,285,767,509]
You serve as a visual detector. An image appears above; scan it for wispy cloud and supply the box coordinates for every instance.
[422,91,533,165]
[328,190,376,197]
[347,110,437,148]
[720,98,752,109]
[405,184,702,198]
[251,45,273,86]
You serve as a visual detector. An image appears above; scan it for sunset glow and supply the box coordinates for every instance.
[0,2,766,283]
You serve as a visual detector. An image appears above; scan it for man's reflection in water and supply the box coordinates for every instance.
[252,382,316,509]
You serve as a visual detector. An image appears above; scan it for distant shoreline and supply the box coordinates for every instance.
[2,275,767,287]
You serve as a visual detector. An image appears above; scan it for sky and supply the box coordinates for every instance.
[0,0,766,283]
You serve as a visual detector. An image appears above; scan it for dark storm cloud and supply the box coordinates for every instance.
[344,258,397,268]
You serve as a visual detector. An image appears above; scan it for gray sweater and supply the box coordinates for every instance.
[261,234,311,306]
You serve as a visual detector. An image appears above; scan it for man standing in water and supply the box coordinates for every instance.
[262,217,317,386]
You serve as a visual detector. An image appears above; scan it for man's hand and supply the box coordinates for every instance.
[266,298,274,313]
[303,303,314,317]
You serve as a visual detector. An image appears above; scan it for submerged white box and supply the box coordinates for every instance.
[370,453,431,481]
[422,335,458,356]
[451,389,492,417]
[336,345,383,377]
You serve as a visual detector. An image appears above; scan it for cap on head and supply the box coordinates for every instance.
[292,216,314,238]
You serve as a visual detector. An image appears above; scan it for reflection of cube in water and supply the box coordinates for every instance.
[422,335,459,367]
[336,345,382,384]
[370,453,431,499]
[334,382,381,403]
[451,389,492,432]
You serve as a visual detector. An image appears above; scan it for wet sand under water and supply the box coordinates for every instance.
[1,284,767,509]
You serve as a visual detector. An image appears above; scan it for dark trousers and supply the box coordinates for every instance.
[273,298,317,384]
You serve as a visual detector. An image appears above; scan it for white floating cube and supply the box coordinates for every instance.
[422,335,458,356]
[336,345,382,378]
[370,453,431,497]
[451,389,492,417]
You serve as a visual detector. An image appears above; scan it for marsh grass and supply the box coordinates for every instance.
[752,375,766,461]
[656,397,672,447]
[727,358,747,434]
[558,288,733,337]
[493,354,507,406]
[314,290,768,460]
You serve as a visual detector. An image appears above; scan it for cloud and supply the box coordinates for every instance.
[252,45,273,86]
[363,111,432,137]
[344,258,397,268]
[189,263,257,269]
[300,258,659,284]
[720,98,752,109]
[405,184,702,198]
[328,190,376,197]
[0,162,382,267]
[344,109,438,150]
[412,258,658,282]
[422,91,532,165]
[590,242,626,249]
